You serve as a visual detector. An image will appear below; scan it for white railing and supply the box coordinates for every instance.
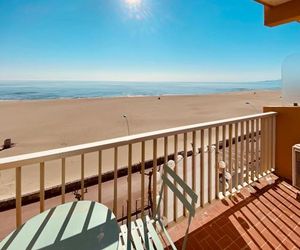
[0,112,277,232]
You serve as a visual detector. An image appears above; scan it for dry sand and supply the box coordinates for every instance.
[0,90,282,199]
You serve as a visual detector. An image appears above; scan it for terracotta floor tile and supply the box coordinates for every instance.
[217,235,232,249]
[260,242,273,250]
[260,229,281,249]
[170,177,300,249]
[205,236,222,250]
[225,242,241,250]
[247,227,268,247]
[247,241,260,250]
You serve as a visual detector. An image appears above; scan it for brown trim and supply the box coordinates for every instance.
[255,0,274,7]
[264,0,300,27]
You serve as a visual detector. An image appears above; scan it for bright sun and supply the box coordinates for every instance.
[125,0,141,5]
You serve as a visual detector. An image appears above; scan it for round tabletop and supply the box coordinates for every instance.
[0,201,120,250]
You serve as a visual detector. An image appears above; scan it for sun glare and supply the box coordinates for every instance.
[123,0,149,21]
[125,0,141,6]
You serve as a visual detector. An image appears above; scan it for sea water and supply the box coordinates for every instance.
[0,80,281,100]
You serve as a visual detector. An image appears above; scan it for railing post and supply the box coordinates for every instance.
[240,122,245,185]
[98,151,102,203]
[208,128,212,203]
[114,147,118,216]
[228,124,233,193]
[163,137,168,219]
[260,117,267,174]
[40,162,45,212]
[215,127,220,199]
[127,144,132,225]
[272,115,276,170]
[152,139,157,216]
[141,141,145,218]
[234,123,239,190]
[61,158,66,204]
[251,119,255,181]
[173,135,178,222]
[245,120,250,183]
[81,154,85,200]
[192,131,196,198]
[200,130,205,207]
[255,119,260,179]
[183,133,188,215]
[222,126,226,195]
[268,116,273,171]
[16,167,22,228]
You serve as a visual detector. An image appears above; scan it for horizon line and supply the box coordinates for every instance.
[0,79,281,83]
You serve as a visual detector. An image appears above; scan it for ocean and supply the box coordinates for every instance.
[0,80,281,100]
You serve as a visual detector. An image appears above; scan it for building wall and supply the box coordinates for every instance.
[264,106,300,180]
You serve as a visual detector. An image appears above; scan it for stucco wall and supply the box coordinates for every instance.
[263,106,300,180]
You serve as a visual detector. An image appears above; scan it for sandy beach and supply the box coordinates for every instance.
[0,90,281,199]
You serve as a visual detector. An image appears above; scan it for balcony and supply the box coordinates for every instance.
[0,111,299,249]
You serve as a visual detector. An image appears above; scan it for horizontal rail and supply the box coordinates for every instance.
[0,112,277,170]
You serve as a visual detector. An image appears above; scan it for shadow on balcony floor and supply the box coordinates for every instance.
[169,174,300,250]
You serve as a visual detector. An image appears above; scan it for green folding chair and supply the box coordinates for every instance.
[118,164,198,250]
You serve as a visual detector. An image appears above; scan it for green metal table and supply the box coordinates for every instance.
[0,201,120,250]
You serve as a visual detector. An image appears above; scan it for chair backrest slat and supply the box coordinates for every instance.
[161,175,196,216]
[160,165,198,217]
[163,165,198,203]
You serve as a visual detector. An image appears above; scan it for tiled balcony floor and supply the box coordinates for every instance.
[169,174,300,250]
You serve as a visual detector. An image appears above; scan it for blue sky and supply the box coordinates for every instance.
[0,0,300,82]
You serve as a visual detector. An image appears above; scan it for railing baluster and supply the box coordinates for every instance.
[234,123,239,190]
[228,124,233,193]
[192,131,196,196]
[141,141,145,218]
[222,125,226,195]
[266,117,270,172]
[272,115,276,170]
[200,130,204,207]
[260,118,266,175]
[251,119,255,181]
[264,118,269,173]
[269,117,273,171]
[208,128,212,203]
[245,120,250,183]
[192,131,198,210]
[222,125,226,161]
[183,133,188,215]
[152,139,157,216]
[40,162,45,212]
[267,117,270,171]
[16,167,22,228]
[255,119,260,178]
[173,135,178,222]
[163,137,168,219]
[215,126,220,199]
[81,154,85,200]
[265,117,270,172]
[98,151,102,203]
[240,122,244,185]
[113,147,118,216]
[127,144,132,225]
[61,158,66,204]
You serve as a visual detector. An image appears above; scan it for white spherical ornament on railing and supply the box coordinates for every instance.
[218,161,226,169]
[177,155,183,162]
[167,160,175,169]
[224,171,232,181]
